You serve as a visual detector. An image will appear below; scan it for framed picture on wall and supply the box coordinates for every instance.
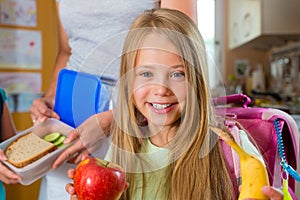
[235,59,249,78]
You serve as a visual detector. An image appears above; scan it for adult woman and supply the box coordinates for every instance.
[30,1,197,121]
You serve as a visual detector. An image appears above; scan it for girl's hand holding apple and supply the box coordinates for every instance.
[66,156,128,200]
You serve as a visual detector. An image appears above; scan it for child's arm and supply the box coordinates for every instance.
[0,87,16,141]
[65,168,78,200]
[261,186,283,200]
[0,149,21,184]
[1,102,16,141]
[240,186,283,200]
[0,89,21,184]
[65,154,91,200]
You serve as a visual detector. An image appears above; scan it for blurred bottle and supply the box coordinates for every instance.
[252,64,265,92]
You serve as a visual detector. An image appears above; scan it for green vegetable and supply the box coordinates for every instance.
[57,142,65,148]
[53,135,66,147]
[44,132,61,142]
[44,132,66,148]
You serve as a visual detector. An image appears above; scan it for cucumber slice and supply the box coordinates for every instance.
[53,135,66,147]
[57,142,65,148]
[44,132,61,142]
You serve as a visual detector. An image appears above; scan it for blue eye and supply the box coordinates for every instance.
[171,71,185,78]
[141,71,153,77]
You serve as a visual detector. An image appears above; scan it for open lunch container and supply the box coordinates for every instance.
[0,118,74,185]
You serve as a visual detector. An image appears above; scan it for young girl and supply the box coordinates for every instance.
[66,9,283,199]
[0,88,18,200]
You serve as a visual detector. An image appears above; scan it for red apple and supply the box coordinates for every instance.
[73,157,127,200]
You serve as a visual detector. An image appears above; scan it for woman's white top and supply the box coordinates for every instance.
[58,0,159,79]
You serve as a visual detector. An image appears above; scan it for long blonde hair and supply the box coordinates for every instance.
[110,9,234,200]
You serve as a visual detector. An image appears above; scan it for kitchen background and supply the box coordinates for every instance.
[0,0,300,199]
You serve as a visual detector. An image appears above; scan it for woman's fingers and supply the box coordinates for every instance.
[66,151,90,165]
[52,140,84,169]
[64,129,80,144]
[29,97,59,121]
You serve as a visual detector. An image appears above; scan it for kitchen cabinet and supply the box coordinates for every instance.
[229,0,300,50]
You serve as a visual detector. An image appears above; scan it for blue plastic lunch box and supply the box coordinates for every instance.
[54,69,110,127]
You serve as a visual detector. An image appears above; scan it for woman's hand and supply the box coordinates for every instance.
[52,112,112,169]
[29,95,59,122]
[0,149,21,184]
[52,129,89,168]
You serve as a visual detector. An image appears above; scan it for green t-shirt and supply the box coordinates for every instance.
[130,139,170,200]
[104,131,264,199]
[105,139,170,200]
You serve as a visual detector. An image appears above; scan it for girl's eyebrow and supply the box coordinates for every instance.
[136,64,184,69]
[171,64,184,69]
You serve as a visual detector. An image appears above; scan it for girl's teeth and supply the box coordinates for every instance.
[152,103,171,109]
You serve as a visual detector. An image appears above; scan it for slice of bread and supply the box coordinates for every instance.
[4,132,57,168]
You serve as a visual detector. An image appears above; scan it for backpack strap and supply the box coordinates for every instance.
[220,118,241,198]
[220,139,239,198]
[226,120,241,180]
[220,117,268,198]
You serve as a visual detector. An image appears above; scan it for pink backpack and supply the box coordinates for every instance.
[213,94,299,199]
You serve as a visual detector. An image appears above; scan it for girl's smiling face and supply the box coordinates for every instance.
[133,33,186,129]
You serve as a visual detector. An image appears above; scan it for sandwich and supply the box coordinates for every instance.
[4,132,57,168]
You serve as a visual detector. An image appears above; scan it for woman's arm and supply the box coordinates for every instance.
[160,0,197,23]
[45,2,72,98]
[30,2,71,121]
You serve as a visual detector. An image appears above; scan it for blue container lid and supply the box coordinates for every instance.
[54,69,109,127]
